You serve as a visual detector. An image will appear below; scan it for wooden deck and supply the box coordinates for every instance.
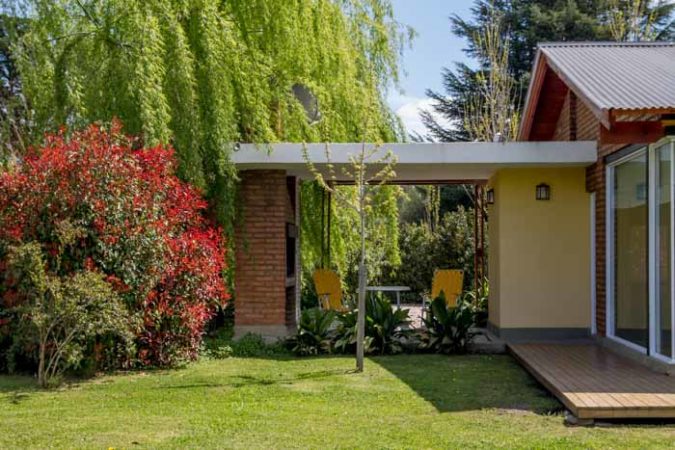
[509,343,675,419]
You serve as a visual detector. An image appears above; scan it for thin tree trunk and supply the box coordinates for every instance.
[38,339,46,387]
[356,185,366,372]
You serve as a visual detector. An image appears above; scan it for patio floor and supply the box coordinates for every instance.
[509,342,675,420]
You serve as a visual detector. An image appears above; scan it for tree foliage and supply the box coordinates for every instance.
[392,208,475,295]
[6,242,131,387]
[0,12,30,163]
[0,123,229,369]
[422,0,675,142]
[7,0,409,286]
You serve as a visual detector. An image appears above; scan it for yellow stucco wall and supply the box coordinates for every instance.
[488,167,591,330]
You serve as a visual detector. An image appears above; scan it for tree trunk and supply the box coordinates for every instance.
[38,340,46,388]
[356,186,366,372]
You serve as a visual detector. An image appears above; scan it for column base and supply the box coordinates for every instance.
[234,324,294,342]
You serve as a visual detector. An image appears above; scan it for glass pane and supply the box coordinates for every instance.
[656,145,672,358]
[613,153,648,348]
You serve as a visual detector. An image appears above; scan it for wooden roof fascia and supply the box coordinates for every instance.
[518,51,548,141]
[541,53,612,130]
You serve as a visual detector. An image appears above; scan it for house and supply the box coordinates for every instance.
[231,42,675,419]
[508,42,675,364]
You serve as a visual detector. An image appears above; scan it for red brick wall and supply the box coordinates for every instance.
[552,93,571,141]
[235,170,289,327]
[551,95,624,336]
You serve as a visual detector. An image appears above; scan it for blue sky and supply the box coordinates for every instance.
[388,0,474,135]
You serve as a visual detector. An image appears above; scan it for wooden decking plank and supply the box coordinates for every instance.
[508,343,675,419]
[548,345,660,409]
[527,345,600,410]
[547,346,645,411]
[540,344,672,412]
[509,345,582,415]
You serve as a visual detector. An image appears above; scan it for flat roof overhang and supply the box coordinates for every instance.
[233,141,597,182]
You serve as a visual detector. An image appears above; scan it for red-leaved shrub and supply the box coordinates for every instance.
[0,121,229,367]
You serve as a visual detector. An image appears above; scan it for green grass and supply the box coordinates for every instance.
[1,354,675,449]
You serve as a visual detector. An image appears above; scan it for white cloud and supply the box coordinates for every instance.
[392,96,451,139]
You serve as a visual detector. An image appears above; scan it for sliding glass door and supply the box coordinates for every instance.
[655,141,673,359]
[608,138,675,360]
[610,151,649,349]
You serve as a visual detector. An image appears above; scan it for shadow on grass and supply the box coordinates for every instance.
[161,367,357,390]
[372,354,562,415]
[0,375,39,404]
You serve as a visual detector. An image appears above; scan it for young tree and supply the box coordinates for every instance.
[462,5,520,142]
[7,243,131,388]
[607,0,674,41]
[303,144,397,372]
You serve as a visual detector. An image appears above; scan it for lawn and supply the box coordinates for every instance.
[1,354,675,449]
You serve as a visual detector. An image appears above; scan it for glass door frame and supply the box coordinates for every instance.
[606,145,649,354]
[649,137,675,363]
[606,137,675,362]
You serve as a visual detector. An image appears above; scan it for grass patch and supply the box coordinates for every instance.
[1,354,675,448]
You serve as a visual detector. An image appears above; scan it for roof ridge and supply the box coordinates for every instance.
[538,41,675,48]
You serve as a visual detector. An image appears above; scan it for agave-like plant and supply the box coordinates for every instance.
[289,308,337,356]
[335,296,411,355]
[461,277,489,327]
[422,293,476,354]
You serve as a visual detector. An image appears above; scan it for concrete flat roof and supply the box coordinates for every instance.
[233,141,597,181]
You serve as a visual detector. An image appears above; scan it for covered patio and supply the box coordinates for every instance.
[231,140,596,337]
[230,139,675,421]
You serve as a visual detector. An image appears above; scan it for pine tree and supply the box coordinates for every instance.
[421,0,674,142]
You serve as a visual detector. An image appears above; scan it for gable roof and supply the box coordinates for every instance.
[519,42,675,140]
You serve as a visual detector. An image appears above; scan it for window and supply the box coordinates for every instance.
[609,150,648,349]
[607,137,675,361]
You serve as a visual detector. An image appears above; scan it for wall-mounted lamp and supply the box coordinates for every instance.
[536,183,551,201]
[486,189,495,205]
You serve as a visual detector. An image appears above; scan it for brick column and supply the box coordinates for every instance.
[234,170,293,338]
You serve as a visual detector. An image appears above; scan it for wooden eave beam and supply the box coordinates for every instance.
[599,121,665,145]
[543,55,611,130]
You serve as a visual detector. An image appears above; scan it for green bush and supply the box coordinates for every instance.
[390,208,475,294]
[462,277,489,327]
[6,243,134,387]
[288,308,337,356]
[335,296,412,355]
[202,327,234,360]
[421,293,476,354]
[230,333,288,358]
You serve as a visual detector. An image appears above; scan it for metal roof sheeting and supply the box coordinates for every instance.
[539,42,675,113]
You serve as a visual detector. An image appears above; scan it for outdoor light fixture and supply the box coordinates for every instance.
[536,183,551,201]
[486,189,495,205]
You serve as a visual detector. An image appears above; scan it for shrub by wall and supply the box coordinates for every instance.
[392,208,475,294]
[0,122,229,369]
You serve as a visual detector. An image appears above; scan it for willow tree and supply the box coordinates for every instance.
[8,0,410,284]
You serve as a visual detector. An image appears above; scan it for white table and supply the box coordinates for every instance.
[366,286,411,308]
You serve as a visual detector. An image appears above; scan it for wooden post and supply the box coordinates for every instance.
[473,184,482,298]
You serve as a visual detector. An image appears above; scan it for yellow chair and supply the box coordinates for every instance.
[429,269,464,308]
[312,269,347,312]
